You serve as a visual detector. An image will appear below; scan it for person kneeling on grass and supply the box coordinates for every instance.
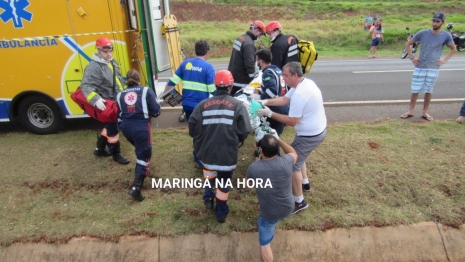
[246,134,297,262]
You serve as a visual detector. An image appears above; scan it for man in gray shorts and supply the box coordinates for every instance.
[257,61,327,214]
[401,12,455,121]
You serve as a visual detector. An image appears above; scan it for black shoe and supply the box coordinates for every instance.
[204,198,214,210]
[128,187,145,202]
[292,199,309,214]
[93,148,111,157]
[113,153,130,165]
[216,216,226,223]
[302,183,311,192]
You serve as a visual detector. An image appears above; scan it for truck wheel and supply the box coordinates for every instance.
[18,96,63,135]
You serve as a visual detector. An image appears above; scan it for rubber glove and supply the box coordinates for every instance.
[256,106,273,118]
[256,99,268,107]
[94,98,106,111]
[269,128,279,140]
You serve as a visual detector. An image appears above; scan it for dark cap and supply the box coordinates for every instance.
[432,12,445,21]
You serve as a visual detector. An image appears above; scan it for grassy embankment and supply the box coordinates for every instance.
[0,0,464,247]
[172,0,465,59]
[0,119,464,246]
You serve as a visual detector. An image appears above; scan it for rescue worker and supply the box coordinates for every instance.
[188,70,252,223]
[162,40,216,169]
[80,37,130,165]
[116,69,161,202]
[265,21,300,70]
[253,49,289,136]
[228,20,265,96]
[163,39,216,121]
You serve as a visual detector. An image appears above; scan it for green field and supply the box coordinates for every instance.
[0,0,464,247]
[0,120,464,246]
[171,0,465,58]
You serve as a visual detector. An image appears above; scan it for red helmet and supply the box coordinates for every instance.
[265,21,282,34]
[251,20,265,35]
[215,70,234,87]
[96,37,113,49]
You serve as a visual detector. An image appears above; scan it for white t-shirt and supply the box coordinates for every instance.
[285,78,327,136]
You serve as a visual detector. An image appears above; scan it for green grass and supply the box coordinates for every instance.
[171,0,465,58]
[1,119,464,246]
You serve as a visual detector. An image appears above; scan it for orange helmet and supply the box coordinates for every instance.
[96,37,113,49]
[265,21,282,34]
[215,70,234,87]
[251,20,265,35]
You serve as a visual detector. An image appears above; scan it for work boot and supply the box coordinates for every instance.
[128,173,146,202]
[93,135,111,157]
[204,198,214,210]
[112,142,130,165]
[113,154,130,165]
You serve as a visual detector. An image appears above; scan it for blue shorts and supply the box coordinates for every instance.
[258,215,280,246]
[411,68,439,94]
[371,38,380,46]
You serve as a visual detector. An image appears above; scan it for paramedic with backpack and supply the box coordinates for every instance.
[188,70,252,223]
[228,20,266,96]
[265,21,300,70]
[117,69,161,202]
[257,62,327,214]
[80,37,130,165]
[253,49,289,136]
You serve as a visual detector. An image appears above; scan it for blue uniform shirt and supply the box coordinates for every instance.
[116,85,161,122]
[168,57,216,108]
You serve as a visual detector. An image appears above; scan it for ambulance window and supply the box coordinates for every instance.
[128,0,138,30]
[151,0,163,20]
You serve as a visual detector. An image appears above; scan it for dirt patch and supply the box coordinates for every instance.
[171,2,293,22]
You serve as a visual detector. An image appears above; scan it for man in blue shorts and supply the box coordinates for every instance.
[246,134,297,262]
[256,62,327,214]
[401,12,456,121]
[368,20,381,58]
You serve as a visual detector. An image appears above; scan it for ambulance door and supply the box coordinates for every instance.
[66,0,117,86]
[126,0,152,88]
[148,0,171,73]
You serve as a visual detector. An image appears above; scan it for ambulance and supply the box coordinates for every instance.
[0,0,181,134]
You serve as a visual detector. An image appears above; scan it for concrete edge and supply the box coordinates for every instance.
[1,222,464,262]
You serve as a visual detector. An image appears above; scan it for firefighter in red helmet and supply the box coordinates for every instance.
[228,20,265,96]
[265,20,300,70]
[188,70,252,223]
[80,37,130,165]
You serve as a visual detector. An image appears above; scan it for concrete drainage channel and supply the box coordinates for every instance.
[1,222,464,262]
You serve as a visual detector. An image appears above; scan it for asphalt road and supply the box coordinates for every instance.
[2,56,465,133]
[158,55,465,103]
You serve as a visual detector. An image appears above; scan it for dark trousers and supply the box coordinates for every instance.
[203,171,233,220]
[184,104,201,165]
[120,121,152,175]
[102,121,119,154]
[460,100,465,117]
[183,105,195,122]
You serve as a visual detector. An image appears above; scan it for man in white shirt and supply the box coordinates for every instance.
[257,61,327,214]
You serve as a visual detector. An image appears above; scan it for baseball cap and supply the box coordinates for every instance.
[432,12,445,21]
